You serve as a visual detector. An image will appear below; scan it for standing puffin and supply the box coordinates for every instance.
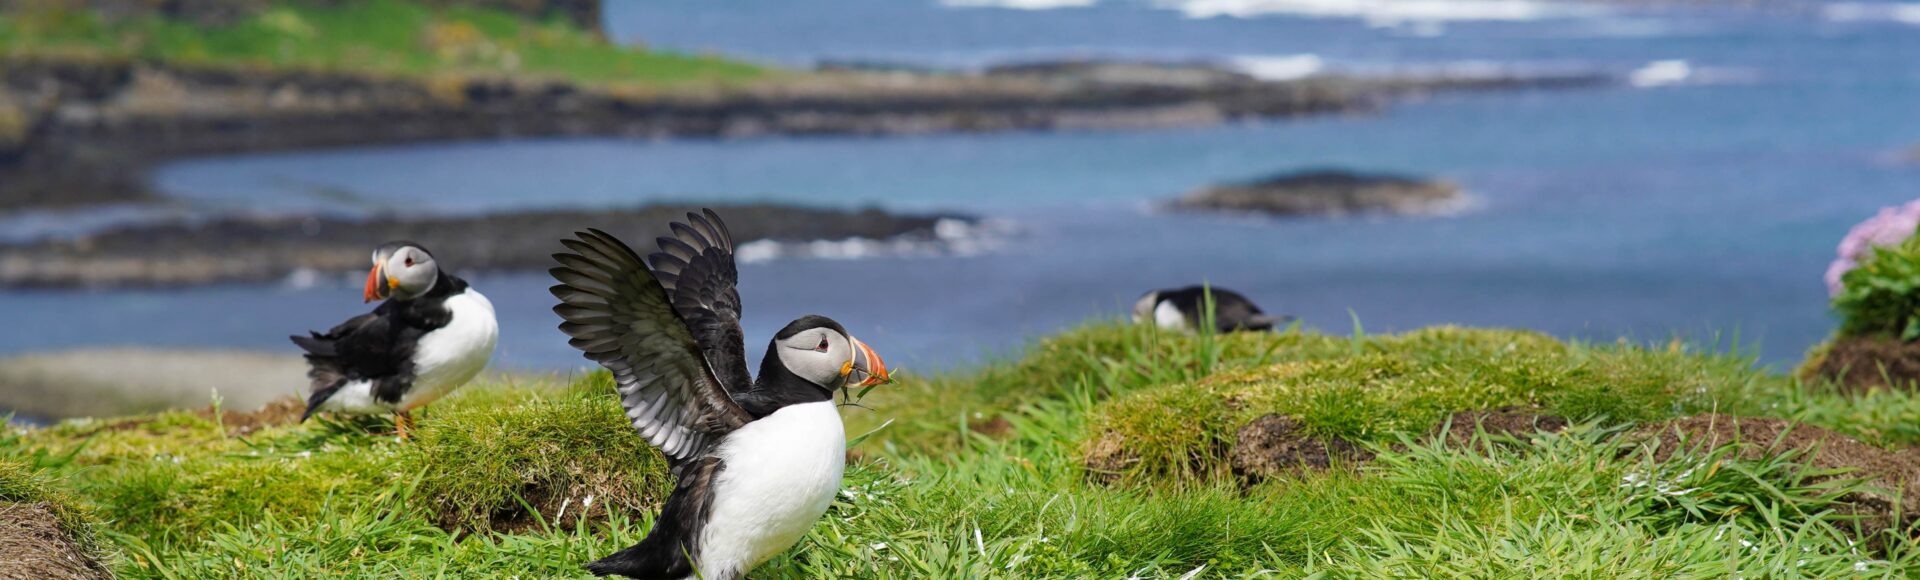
[291,241,499,435]
[1132,285,1291,333]
[549,210,890,580]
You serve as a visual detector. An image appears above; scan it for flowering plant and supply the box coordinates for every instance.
[1829,200,1920,340]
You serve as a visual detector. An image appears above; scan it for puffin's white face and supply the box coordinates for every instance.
[1131,291,1161,324]
[365,244,439,303]
[774,325,889,390]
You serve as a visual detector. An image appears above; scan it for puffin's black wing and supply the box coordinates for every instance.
[645,209,753,394]
[290,307,413,419]
[551,228,754,474]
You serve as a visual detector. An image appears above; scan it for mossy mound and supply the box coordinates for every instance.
[1082,328,1752,485]
[1803,335,1920,393]
[411,373,672,532]
[19,373,671,552]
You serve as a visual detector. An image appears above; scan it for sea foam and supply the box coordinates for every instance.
[734,218,1017,264]
[940,0,1098,9]
[1230,54,1326,80]
[1824,3,1920,25]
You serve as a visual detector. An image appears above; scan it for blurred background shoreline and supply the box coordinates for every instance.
[3,0,1918,420]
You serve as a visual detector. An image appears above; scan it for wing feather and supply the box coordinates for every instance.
[647,210,753,395]
[550,230,752,473]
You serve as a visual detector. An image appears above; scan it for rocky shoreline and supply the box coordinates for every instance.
[0,203,976,287]
[0,348,308,419]
[0,56,1611,212]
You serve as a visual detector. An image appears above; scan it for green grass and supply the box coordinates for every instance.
[6,321,1920,577]
[0,0,766,86]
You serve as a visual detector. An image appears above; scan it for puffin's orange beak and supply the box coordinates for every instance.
[363,263,386,303]
[846,337,890,388]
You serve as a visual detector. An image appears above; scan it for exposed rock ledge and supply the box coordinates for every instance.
[1171,168,1465,217]
[0,203,976,288]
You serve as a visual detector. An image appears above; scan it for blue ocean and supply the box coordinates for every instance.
[4,0,1918,372]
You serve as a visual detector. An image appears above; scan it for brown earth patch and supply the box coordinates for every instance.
[968,415,1014,439]
[1808,335,1920,393]
[1428,406,1568,449]
[1229,415,1373,480]
[1630,414,1920,533]
[1082,431,1138,484]
[197,395,306,436]
[458,472,656,535]
[0,502,108,580]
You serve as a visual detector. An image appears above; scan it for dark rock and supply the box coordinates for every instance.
[0,203,976,287]
[1630,414,1920,536]
[1173,168,1464,217]
[1805,335,1920,393]
[985,59,1256,89]
[1229,415,1373,479]
[0,503,109,580]
[1428,406,1568,449]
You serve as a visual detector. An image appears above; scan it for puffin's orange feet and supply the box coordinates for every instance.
[394,411,416,439]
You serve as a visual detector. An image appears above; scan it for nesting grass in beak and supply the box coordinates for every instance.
[846,337,890,388]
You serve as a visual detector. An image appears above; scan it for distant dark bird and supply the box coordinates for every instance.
[549,210,890,580]
[1132,285,1291,333]
[290,242,498,436]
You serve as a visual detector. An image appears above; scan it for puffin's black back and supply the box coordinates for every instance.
[1159,285,1282,333]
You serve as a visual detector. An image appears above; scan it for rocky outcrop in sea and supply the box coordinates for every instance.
[1171,168,1465,217]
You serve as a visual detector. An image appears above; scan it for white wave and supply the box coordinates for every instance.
[1629,59,1690,87]
[1625,59,1757,88]
[1824,2,1920,25]
[1158,0,1604,25]
[734,218,1017,264]
[941,0,1099,9]
[1230,54,1326,80]
[280,268,324,290]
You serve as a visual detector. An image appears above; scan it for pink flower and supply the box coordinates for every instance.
[1828,199,1920,297]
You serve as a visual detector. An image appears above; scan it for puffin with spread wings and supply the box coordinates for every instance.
[549,209,890,580]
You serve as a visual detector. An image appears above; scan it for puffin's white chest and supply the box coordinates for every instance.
[1153,300,1190,332]
[699,401,846,577]
[403,289,498,410]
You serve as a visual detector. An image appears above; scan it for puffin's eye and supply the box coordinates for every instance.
[815,337,829,352]
[404,256,415,267]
